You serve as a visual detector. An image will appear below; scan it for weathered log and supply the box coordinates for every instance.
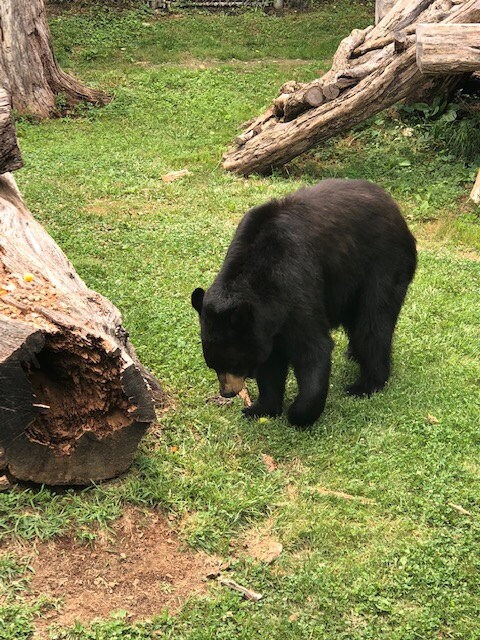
[376,0,401,24]
[371,0,438,40]
[223,47,430,175]
[471,169,480,204]
[416,23,480,73]
[0,88,22,175]
[274,82,325,120]
[0,174,162,485]
[394,29,410,52]
[353,25,416,56]
[0,0,111,118]
[223,0,480,175]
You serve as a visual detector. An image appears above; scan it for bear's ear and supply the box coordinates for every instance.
[231,301,252,329]
[191,287,205,314]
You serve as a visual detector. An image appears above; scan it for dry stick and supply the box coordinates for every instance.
[315,487,376,504]
[336,45,395,81]
[217,577,263,602]
[448,502,473,516]
[238,387,252,407]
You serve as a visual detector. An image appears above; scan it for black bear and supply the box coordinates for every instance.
[191,179,417,428]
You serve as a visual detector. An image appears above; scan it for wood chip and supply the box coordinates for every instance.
[0,475,11,491]
[161,169,191,183]
[261,454,277,472]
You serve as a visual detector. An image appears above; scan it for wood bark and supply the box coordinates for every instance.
[417,23,480,73]
[223,0,480,175]
[0,174,162,485]
[274,82,324,121]
[0,88,22,174]
[0,0,111,118]
[376,0,401,24]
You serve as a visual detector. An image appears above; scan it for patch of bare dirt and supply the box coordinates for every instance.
[10,508,219,636]
[238,518,283,565]
[415,218,480,262]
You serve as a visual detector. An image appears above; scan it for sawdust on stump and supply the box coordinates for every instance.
[5,508,219,635]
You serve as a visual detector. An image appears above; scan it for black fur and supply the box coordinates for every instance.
[192,179,417,428]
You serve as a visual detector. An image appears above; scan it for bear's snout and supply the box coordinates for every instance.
[218,373,245,398]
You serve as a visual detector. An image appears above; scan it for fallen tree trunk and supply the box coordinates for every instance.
[0,174,162,485]
[416,23,480,73]
[0,0,111,118]
[223,0,480,175]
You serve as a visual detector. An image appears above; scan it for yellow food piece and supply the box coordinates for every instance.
[23,273,35,283]
[258,417,269,424]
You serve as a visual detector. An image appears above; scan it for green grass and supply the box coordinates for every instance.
[2,3,480,638]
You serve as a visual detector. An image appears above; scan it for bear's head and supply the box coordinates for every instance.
[191,287,260,398]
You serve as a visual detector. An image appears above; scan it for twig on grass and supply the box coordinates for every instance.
[217,577,263,602]
[448,502,473,517]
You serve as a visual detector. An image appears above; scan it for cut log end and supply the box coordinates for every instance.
[416,24,480,75]
[321,83,341,101]
[0,323,156,485]
[24,334,137,454]
[304,86,325,107]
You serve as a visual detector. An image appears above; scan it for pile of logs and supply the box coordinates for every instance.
[223,0,480,175]
[0,89,161,486]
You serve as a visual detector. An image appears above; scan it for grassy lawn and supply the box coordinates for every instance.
[2,2,480,638]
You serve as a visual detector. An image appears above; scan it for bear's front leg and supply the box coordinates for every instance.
[288,335,333,428]
[242,348,288,419]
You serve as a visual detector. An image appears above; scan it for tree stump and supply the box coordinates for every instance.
[0,173,162,485]
[0,0,111,118]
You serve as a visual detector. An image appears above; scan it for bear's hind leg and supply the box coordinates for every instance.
[346,280,410,397]
[243,348,288,419]
[288,334,333,428]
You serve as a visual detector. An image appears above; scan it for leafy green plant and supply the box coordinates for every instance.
[399,93,480,164]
